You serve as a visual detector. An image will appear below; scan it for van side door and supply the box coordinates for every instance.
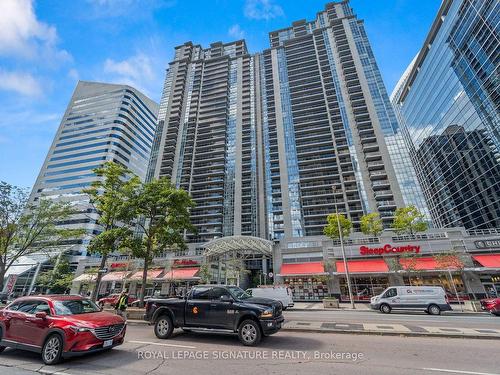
[382,287,400,307]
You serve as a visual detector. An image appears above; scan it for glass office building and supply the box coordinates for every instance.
[29,81,159,259]
[392,0,500,229]
[150,1,415,244]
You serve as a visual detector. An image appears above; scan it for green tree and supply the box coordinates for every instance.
[399,252,420,286]
[360,213,383,237]
[434,251,467,310]
[392,205,428,235]
[83,162,140,301]
[323,213,352,240]
[0,181,79,291]
[131,177,195,307]
[198,262,212,284]
[37,259,74,294]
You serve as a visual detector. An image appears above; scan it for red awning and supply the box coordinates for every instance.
[398,257,462,271]
[102,271,131,282]
[472,254,500,268]
[279,262,325,276]
[129,269,164,281]
[336,259,389,273]
[161,267,200,280]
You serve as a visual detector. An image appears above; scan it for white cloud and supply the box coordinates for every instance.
[0,70,43,97]
[0,0,70,62]
[244,0,284,20]
[228,24,245,39]
[103,53,155,95]
[68,68,79,81]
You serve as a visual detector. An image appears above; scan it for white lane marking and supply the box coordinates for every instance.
[423,368,500,375]
[39,370,74,375]
[128,340,196,349]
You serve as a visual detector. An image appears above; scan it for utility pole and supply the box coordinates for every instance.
[333,186,355,309]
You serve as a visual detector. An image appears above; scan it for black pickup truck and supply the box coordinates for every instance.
[144,285,284,346]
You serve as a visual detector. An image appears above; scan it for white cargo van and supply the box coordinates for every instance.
[246,286,294,309]
[370,286,452,315]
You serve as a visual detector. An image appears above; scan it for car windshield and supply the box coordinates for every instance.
[53,299,101,315]
[227,286,251,300]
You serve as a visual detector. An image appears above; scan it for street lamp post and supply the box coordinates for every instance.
[333,186,355,309]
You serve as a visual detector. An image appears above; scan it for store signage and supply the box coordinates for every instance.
[5,275,17,294]
[360,244,420,256]
[173,259,198,266]
[110,263,128,269]
[475,239,500,249]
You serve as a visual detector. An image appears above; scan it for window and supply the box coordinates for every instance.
[210,287,231,300]
[34,302,51,315]
[53,299,100,315]
[190,287,211,300]
[6,302,21,311]
[16,301,40,314]
[383,288,397,298]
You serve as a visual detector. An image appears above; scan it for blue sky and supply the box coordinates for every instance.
[0,0,440,189]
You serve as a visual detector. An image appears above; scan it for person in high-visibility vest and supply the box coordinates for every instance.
[115,290,128,319]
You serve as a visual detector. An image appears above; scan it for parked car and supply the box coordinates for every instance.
[480,297,500,316]
[370,286,452,315]
[246,286,294,310]
[144,285,284,346]
[0,295,126,365]
[97,293,137,308]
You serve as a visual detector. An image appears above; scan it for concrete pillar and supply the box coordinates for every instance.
[328,275,342,299]
[462,271,485,300]
[27,262,42,295]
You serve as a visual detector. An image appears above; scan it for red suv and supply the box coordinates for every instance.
[98,294,137,308]
[0,295,126,365]
[480,297,500,316]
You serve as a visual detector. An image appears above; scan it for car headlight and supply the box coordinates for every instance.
[260,309,273,318]
[69,326,92,333]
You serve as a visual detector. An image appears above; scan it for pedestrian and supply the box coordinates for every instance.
[115,289,129,320]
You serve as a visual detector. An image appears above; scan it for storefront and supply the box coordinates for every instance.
[155,267,201,297]
[278,262,329,301]
[274,229,500,302]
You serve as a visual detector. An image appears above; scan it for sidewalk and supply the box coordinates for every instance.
[288,302,488,315]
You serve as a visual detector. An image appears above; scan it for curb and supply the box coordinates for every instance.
[281,326,500,340]
[287,308,489,315]
[125,320,500,340]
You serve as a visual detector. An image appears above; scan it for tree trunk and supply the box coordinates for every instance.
[140,257,149,308]
[91,254,107,302]
[0,265,5,292]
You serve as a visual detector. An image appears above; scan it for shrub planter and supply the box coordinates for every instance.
[323,297,339,309]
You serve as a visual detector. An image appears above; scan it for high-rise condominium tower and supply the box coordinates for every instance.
[29,81,158,259]
[149,1,419,243]
[392,0,499,229]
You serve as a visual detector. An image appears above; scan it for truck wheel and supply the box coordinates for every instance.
[428,304,441,315]
[238,320,261,346]
[42,334,63,365]
[380,304,391,314]
[155,315,174,339]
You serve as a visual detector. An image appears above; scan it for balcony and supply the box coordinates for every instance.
[369,170,387,180]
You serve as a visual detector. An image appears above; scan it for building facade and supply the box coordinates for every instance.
[149,1,423,248]
[29,81,158,261]
[274,228,500,301]
[392,0,500,229]
[147,41,263,244]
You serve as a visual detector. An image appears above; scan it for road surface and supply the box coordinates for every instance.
[0,325,499,375]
